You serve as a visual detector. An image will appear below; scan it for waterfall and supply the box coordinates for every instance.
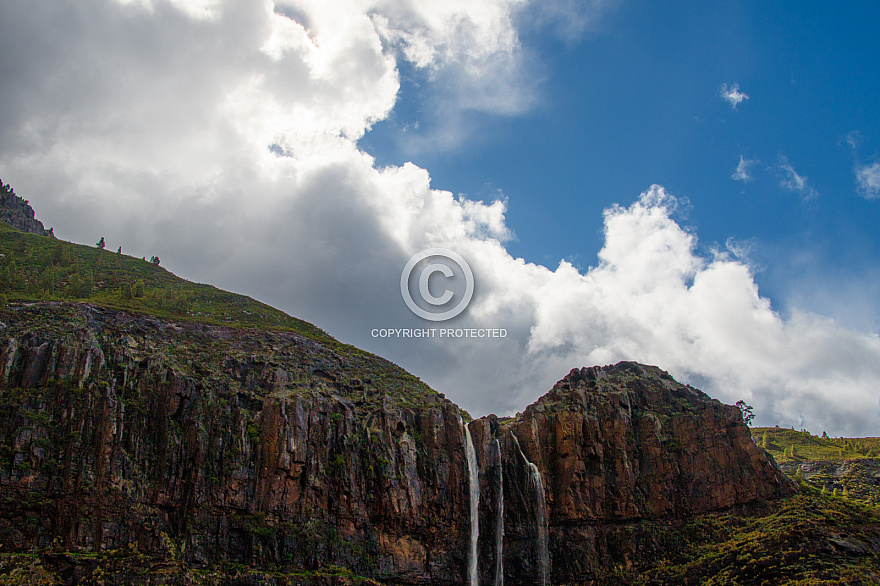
[493,439,504,586]
[528,463,549,586]
[511,435,550,586]
[464,421,480,586]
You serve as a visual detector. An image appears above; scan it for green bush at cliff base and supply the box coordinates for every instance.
[623,486,880,585]
[0,551,383,585]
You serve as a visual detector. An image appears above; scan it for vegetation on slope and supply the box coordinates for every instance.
[0,222,438,410]
[752,427,880,509]
[2,486,877,585]
[622,484,880,585]
[754,426,880,463]
[0,224,331,340]
[0,551,383,585]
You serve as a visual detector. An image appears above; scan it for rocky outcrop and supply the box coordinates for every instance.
[0,181,52,237]
[0,302,795,584]
[467,363,796,584]
[472,362,796,584]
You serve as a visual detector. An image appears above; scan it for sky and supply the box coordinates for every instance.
[1,0,880,436]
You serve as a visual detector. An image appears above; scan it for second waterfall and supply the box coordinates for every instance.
[493,438,504,586]
[465,423,480,586]
[529,463,550,586]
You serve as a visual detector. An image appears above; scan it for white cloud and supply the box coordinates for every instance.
[517,187,880,435]
[720,82,749,109]
[369,0,524,73]
[368,0,540,140]
[778,156,819,201]
[1,1,880,436]
[732,155,756,182]
[856,161,880,200]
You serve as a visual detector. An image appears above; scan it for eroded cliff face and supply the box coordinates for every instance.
[0,302,473,584]
[0,303,795,584]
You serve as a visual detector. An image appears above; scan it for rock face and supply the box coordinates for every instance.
[0,302,795,584]
[0,302,473,583]
[468,363,796,584]
[0,181,52,237]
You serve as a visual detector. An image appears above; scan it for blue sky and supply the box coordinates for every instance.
[2,0,880,434]
[364,0,880,327]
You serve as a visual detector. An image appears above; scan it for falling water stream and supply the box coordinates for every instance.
[512,435,550,585]
[493,438,504,586]
[528,462,550,586]
[464,421,480,586]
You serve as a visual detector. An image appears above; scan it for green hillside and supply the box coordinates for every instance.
[754,427,880,508]
[0,221,438,409]
[753,427,880,463]
[629,485,880,585]
[0,222,331,341]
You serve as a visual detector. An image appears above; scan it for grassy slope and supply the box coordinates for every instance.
[0,224,331,339]
[753,427,880,463]
[625,485,880,585]
[753,427,880,510]
[0,223,439,410]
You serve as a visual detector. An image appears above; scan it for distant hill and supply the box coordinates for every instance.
[0,216,331,340]
[754,426,880,507]
[0,183,439,411]
[755,426,880,462]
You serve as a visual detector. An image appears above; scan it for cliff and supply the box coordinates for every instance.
[0,181,52,237]
[0,194,847,584]
[0,302,472,583]
[468,363,795,584]
[0,302,796,584]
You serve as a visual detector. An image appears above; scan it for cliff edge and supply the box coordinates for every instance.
[0,180,52,237]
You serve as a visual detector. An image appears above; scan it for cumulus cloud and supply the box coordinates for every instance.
[519,188,880,435]
[720,82,749,109]
[732,155,756,182]
[855,161,880,199]
[1,1,879,436]
[778,156,819,201]
[368,0,544,153]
